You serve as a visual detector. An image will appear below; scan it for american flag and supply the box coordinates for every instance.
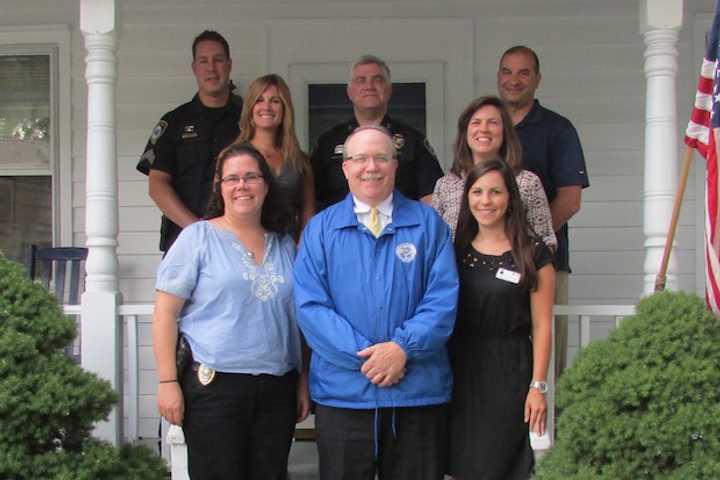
[685,1,720,312]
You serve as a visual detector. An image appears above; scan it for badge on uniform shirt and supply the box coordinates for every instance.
[181,125,198,140]
[496,267,521,284]
[197,363,216,386]
[334,144,344,155]
[150,120,168,145]
[392,133,405,150]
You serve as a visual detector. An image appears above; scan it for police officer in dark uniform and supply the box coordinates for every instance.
[311,55,443,211]
[137,30,242,252]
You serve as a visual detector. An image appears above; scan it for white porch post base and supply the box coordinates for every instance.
[167,425,190,480]
[640,0,683,296]
[81,291,122,444]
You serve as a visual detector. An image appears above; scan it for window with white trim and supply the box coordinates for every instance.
[0,27,71,265]
[0,52,53,263]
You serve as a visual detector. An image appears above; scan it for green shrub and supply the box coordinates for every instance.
[0,254,167,479]
[536,291,720,479]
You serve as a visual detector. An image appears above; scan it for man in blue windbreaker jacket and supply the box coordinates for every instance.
[295,125,459,480]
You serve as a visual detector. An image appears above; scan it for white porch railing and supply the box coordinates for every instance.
[63,302,635,479]
[63,303,150,447]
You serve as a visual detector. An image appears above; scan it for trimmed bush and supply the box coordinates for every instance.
[536,291,720,479]
[0,254,167,479]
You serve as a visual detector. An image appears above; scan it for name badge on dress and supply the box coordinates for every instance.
[496,267,521,284]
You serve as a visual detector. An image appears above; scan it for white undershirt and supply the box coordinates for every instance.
[352,193,394,235]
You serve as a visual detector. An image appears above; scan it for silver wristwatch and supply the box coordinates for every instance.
[529,380,548,394]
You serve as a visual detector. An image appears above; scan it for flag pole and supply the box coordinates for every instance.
[655,145,695,292]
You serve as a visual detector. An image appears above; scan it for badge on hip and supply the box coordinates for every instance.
[197,363,216,386]
[496,267,521,284]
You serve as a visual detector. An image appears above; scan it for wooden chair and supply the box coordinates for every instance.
[27,245,88,361]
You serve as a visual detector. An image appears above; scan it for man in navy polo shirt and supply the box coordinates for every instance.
[497,45,589,378]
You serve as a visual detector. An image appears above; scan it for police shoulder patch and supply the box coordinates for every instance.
[150,120,168,145]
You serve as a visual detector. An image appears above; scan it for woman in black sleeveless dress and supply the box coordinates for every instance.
[448,159,555,479]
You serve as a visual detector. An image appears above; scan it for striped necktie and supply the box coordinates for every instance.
[368,207,382,237]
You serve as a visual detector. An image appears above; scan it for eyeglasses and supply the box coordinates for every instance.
[221,173,264,187]
[344,154,394,165]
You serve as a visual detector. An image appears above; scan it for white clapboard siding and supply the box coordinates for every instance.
[72,181,154,208]
[5,0,718,443]
[72,206,161,232]
[574,201,696,228]
[571,225,695,251]
[73,233,164,259]
[72,155,147,182]
[572,250,696,275]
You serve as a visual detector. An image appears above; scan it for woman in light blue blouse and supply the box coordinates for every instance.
[152,143,310,480]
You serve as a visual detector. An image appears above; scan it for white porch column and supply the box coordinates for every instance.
[80,0,122,445]
[641,0,683,296]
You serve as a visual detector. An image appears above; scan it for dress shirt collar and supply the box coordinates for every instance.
[352,193,394,218]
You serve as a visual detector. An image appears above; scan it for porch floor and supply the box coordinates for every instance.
[288,440,319,479]
[286,439,542,479]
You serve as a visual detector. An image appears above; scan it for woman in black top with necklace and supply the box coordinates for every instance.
[448,159,555,479]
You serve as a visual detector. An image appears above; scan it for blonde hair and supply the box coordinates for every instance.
[236,74,310,174]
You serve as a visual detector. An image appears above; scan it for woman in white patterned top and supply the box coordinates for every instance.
[432,96,556,249]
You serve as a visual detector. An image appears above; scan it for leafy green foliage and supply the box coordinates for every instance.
[0,255,167,479]
[536,291,720,479]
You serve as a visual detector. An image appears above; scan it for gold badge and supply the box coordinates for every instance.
[181,125,198,140]
[392,133,405,150]
[197,363,216,386]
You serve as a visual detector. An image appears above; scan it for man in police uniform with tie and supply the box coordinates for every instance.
[311,54,444,211]
[137,30,242,252]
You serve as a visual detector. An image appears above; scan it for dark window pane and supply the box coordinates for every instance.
[0,176,52,264]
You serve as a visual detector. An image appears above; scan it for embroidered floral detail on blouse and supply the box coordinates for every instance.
[234,235,285,302]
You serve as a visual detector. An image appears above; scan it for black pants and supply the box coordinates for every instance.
[315,403,448,480]
[181,367,298,480]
